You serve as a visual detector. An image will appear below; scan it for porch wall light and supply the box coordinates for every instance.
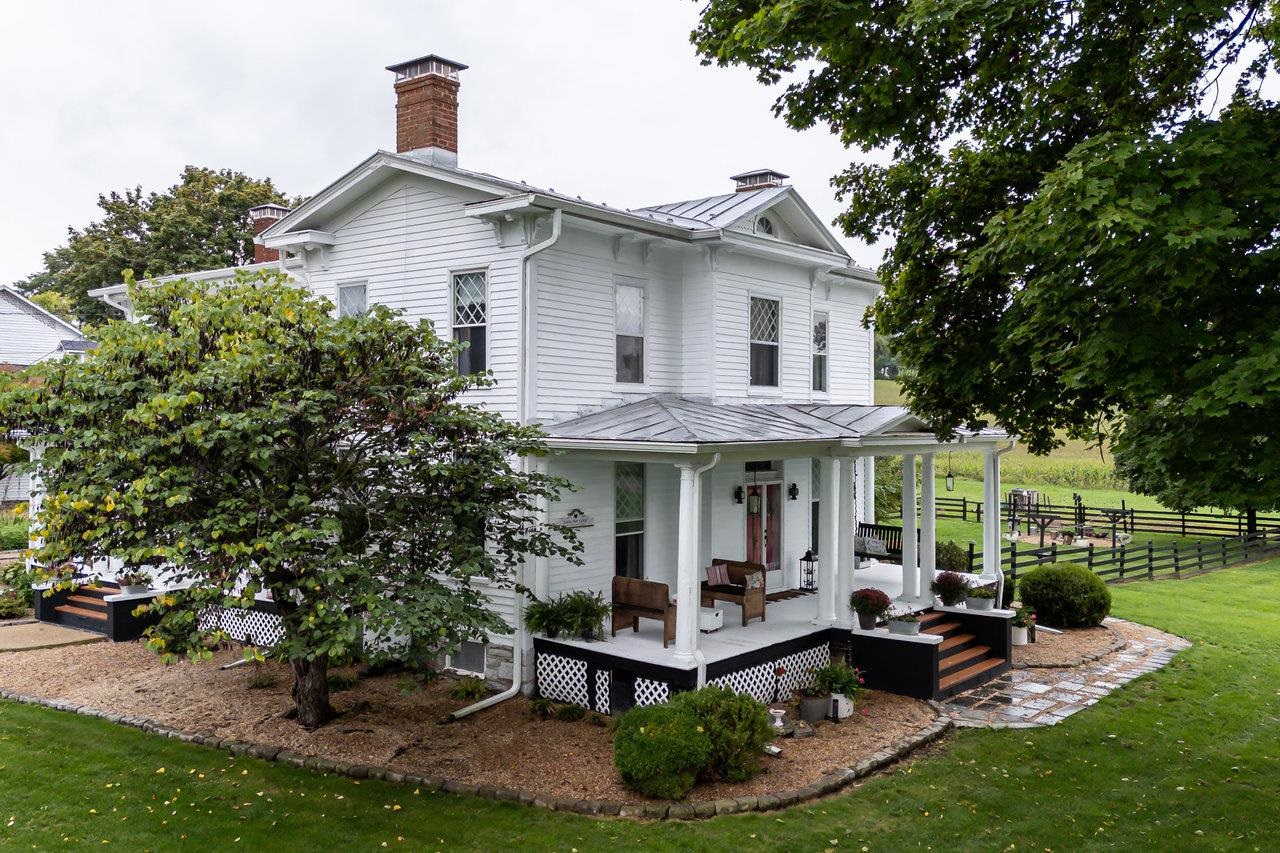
[787,482,799,501]
[733,485,745,504]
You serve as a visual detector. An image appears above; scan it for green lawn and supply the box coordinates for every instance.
[4,563,1280,849]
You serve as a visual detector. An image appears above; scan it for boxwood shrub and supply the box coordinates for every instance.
[613,704,711,799]
[1018,562,1112,627]
[668,685,773,783]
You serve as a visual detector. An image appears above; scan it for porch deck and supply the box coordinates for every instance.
[547,560,930,671]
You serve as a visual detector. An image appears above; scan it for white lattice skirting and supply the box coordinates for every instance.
[634,677,671,706]
[536,652,591,706]
[709,642,831,704]
[198,605,285,648]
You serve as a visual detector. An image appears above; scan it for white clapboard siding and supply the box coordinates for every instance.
[0,289,81,367]
[546,457,615,597]
[0,473,30,503]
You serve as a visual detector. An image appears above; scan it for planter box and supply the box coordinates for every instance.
[966,597,995,611]
[887,619,920,636]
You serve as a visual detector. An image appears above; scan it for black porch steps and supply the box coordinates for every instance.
[937,632,976,652]
[919,607,1010,698]
[938,657,1006,692]
[939,643,991,673]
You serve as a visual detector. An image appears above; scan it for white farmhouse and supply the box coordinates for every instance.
[0,286,90,503]
[83,55,1016,710]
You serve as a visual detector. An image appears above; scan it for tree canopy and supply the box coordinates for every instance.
[694,2,1280,514]
[1,273,580,727]
[14,166,289,326]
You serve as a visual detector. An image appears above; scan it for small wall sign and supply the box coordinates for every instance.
[557,508,595,529]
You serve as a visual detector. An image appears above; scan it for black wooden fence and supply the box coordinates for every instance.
[937,495,1280,538]
[965,529,1280,594]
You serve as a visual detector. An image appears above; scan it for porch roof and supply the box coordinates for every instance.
[542,394,1007,450]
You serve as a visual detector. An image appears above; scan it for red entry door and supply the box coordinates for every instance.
[746,483,782,570]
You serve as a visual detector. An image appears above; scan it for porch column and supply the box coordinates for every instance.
[919,453,936,602]
[816,456,840,624]
[836,457,857,625]
[898,454,918,600]
[982,447,1002,579]
[674,462,703,662]
[859,457,876,523]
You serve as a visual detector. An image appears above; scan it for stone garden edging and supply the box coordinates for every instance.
[0,686,952,820]
[1011,622,1127,669]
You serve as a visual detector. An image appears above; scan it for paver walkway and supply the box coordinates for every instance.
[940,618,1190,728]
[0,621,104,653]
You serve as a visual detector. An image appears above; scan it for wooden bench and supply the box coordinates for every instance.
[611,576,676,648]
[700,558,767,626]
[854,522,921,561]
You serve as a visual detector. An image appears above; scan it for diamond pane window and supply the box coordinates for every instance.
[337,282,367,318]
[616,283,645,383]
[812,312,828,392]
[452,271,487,375]
[615,462,645,578]
[749,297,780,387]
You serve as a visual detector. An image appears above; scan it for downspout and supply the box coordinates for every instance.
[990,440,1017,607]
[691,453,721,689]
[445,208,563,722]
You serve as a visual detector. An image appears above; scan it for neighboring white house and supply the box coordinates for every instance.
[0,286,91,504]
[85,54,1016,709]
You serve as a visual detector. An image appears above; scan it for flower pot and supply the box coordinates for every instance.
[799,695,830,724]
[856,611,879,630]
[1012,625,1029,646]
[120,585,150,596]
[887,619,920,636]
[580,626,597,642]
[939,593,966,607]
[966,596,995,611]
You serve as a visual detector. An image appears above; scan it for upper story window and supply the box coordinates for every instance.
[337,282,367,317]
[749,297,780,387]
[812,312,829,393]
[452,271,487,375]
[615,281,645,384]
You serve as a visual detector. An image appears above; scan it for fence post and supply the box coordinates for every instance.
[1087,542,1095,571]
[1147,541,1154,581]
[1196,540,1204,573]
[967,541,976,572]
[1050,542,1058,564]
[1010,541,1018,578]
[1222,537,1228,567]
[1180,511,1186,536]
[1119,542,1126,580]
[976,503,982,524]
[961,497,967,523]
[1173,542,1181,577]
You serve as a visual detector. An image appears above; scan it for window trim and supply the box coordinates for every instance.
[812,311,829,394]
[336,280,368,318]
[445,639,488,677]
[613,276,647,385]
[450,266,490,375]
[614,461,646,579]
[748,294,782,391]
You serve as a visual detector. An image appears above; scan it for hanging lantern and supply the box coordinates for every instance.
[800,549,817,591]
[945,451,955,491]
[747,488,762,514]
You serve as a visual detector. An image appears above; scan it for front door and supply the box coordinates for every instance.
[745,483,782,570]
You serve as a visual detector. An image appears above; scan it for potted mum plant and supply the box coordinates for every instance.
[116,569,153,596]
[1011,606,1035,645]
[930,570,970,606]
[886,606,920,636]
[799,661,864,723]
[966,585,997,611]
[850,587,891,630]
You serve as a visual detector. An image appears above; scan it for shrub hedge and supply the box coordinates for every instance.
[668,685,773,783]
[613,704,711,800]
[1018,562,1112,627]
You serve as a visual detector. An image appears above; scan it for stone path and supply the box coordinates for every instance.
[0,621,104,653]
[939,618,1190,728]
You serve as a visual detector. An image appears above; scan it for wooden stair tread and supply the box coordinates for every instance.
[65,594,108,609]
[54,604,107,621]
[937,632,976,651]
[917,611,946,625]
[937,657,1005,691]
[922,620,962,635]
[939,645,991,672]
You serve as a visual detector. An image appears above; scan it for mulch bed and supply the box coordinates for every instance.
[0,641,936,804]
[1013,623,1121,667]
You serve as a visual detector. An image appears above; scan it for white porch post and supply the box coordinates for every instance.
[836,457,856,625]
[919,453,936,602]
[859,456,876,523]
[674,462,703,661]
[898,454,918,601]
[816,456,840,624]
[982,447,1002,579]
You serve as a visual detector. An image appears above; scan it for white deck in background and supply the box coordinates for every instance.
[547,560,956,671]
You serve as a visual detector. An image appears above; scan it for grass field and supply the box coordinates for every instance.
[3,562,1279,849]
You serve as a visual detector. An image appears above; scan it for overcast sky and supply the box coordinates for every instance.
[0,1,889,285]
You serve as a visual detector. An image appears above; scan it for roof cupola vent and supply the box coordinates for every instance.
[730,168,789,193]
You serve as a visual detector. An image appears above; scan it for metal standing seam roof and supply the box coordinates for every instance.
[543,396,930,445]
[634,186,791,228]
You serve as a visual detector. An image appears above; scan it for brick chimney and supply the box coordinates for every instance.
[730,169,789,193]
[386,54,468,166]
[249,204,290,263]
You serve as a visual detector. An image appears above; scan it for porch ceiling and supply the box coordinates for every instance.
[542,394,1008,456]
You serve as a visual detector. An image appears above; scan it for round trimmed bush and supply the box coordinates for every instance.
[669,685,774,783]
[1018,562,1112,627]
[613,704,712,799]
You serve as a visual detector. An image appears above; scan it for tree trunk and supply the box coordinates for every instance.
[291,655,334,729]
[1247,507,1258,535]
